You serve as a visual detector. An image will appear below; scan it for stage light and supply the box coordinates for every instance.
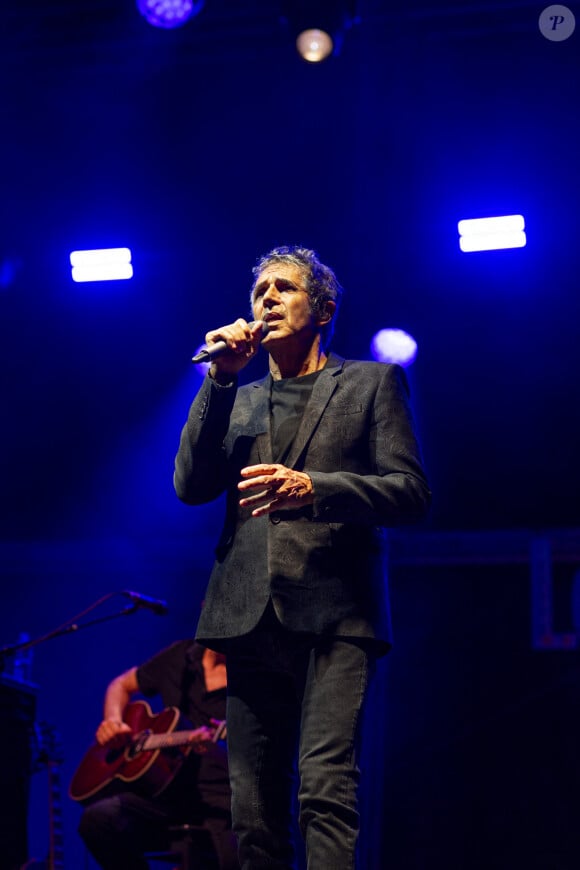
[0,256,20,290]
[370,329,418,368]
[282,1,358,63]
[458,214,526,252]
[137,0,204,30]
[70,248,133,283]
[296,29,334,63]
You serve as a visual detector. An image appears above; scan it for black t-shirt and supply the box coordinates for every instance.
[137,639,230,816]
[270,369,322,464]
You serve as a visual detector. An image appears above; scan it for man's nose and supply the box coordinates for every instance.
[262,283,280,306]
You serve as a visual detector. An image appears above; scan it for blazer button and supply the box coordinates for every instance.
[270,513,281,524]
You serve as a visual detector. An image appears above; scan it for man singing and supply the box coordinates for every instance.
[174,245,431,869]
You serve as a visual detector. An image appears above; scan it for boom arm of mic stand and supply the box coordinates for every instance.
[0,594,146,661]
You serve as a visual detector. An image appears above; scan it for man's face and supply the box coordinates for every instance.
[251,262,316,344]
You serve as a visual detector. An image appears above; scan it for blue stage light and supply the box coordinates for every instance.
[370,328,418,368]
[0,257,20,290]
[137,0,204,29]
[70,248,133,283]
[458,214,526,252]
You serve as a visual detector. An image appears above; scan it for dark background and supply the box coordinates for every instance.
[1,1,579,867]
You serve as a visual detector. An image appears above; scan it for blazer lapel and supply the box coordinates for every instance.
[284,354,344,469]
[248,376,273,464]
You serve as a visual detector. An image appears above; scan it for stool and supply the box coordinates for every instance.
[146,823,216,870]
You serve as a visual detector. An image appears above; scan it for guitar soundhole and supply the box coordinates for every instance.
[104,746,125,764]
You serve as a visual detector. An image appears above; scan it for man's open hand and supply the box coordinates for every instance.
[238,463,314,517]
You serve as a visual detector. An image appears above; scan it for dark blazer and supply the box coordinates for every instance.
[174,353,430,653]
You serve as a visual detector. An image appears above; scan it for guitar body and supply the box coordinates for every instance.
[69,700,190,804]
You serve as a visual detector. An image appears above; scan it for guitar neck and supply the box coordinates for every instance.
[142,727,209,751]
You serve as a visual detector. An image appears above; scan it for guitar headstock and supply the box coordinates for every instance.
[212,719,227,742]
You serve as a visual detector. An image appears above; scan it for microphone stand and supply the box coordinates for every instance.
[0,591,148,669]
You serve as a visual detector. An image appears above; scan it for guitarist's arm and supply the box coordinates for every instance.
[96,666,140,748]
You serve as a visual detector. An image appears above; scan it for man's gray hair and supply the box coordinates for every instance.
[251,245,343,350]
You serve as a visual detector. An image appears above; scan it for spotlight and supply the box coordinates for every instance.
[282,1,358,63]
[370,329,418,368]
[458,214,526,253]
[70,248,133,283]
[137,0,204,30]
[296,28,334,63]
[0,256,20,290]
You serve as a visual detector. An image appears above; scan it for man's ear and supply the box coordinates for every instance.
[318,299,336,326]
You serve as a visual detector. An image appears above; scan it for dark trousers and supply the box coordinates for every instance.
[226,604,375,870]
[78,791,238,870]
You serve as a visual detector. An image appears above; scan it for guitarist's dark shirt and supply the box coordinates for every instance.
[136,639,230,817]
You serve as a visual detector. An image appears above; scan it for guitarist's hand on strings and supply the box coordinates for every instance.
[96,718,132,748]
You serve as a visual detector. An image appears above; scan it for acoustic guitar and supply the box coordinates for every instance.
[69,700,226,804]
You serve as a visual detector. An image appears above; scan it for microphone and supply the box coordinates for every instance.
[121,590,168,616]
[191,320,269,364]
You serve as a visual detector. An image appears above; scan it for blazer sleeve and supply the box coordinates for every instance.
[308,364,431,526]
[173,374,238,505]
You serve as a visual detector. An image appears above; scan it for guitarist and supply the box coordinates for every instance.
[77,639,239,870]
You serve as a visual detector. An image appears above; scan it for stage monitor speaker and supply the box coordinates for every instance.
[0,672,37,870]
